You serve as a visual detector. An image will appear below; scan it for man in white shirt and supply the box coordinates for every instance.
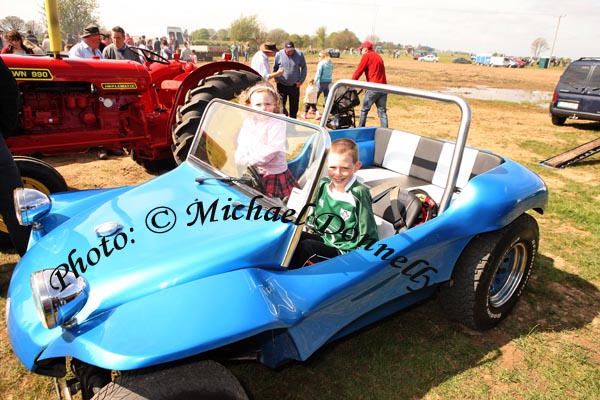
[68,24,104,59]
[250,42,284,81]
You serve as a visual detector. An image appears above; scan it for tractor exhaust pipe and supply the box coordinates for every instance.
[45,0,63,58]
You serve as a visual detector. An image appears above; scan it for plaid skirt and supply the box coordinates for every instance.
[261,168,299,199]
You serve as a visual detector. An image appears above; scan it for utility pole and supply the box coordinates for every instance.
[549,15,565,61]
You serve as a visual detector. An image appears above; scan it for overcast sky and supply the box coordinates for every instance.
[4,0,599,59]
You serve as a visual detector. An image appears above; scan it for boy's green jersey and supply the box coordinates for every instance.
[310,177,379,252]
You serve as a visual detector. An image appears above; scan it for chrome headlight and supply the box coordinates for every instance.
[30,269,89,329]
[14,188,51,226]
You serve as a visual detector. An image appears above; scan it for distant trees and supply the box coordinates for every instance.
[0,16,27,33]
[315,26,327,49]
[3,0,95,41]
[267,28,288,47]
[190,28,210,42]
[39,0,100,38]
[329,29,360,51]
[0,16,44,38]
[531,37,548,58]
[214,29,230,41]
[229,15,260,44]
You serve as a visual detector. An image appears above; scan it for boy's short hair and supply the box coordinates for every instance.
[330,138,359,164]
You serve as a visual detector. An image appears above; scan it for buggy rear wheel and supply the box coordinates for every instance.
[171,70,262,164]
[439,213,539,330]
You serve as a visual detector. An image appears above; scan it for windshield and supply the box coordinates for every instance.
[187,99,329,211]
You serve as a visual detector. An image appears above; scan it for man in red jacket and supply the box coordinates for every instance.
[351,41,388,128]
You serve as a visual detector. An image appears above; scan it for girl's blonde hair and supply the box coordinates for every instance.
[239,82,283,114]
[319,50,331,61]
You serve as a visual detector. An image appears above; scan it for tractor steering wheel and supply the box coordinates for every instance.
[130,47,170,65]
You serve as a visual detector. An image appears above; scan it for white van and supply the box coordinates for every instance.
[167,26,184,46]
[490,56,510,67]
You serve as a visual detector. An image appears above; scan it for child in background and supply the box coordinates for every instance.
[290,138,379,268]
[301,79,320,120]
[235,82,298,199]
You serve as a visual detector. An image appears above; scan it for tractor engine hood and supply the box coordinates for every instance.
[5,55,151,93]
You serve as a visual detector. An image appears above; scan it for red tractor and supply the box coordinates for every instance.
[1,44,261,246]
[3,53,261,170]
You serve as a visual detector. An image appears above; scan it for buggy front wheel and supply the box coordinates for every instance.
[91,360,248,400]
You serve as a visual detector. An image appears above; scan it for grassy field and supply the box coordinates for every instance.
[1,54,599,400]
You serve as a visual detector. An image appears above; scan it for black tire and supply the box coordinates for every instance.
[91,360,248,400]
[15,156,68,193]
[439,213,539,330]
[551,114,566,126]
[0,156,68,244]
[171,70,262,164]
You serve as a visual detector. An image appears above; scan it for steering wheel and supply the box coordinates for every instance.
[245,165,267,195]
[130,46,170,65]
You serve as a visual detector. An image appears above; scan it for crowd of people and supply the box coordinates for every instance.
[1,23,390,140]
[1,20,392,129]
[0,24,196,62]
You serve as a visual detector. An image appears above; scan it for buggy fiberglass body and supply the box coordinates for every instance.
[7,80,548,399]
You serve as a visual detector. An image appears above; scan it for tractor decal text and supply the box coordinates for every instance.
[101,82,138,90]
[10,68,53,80]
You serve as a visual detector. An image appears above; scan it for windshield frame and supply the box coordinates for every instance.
[186,98,331,267]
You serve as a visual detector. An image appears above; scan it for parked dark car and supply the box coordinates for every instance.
[326,48,340,58]
[549,57,600,126]
[452,57,472,64]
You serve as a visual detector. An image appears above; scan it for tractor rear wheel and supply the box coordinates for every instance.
[171,70,262,164]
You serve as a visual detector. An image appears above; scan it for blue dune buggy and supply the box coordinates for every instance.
[7,80,548,399]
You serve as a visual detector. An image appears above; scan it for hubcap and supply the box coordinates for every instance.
[489,242,527,308]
